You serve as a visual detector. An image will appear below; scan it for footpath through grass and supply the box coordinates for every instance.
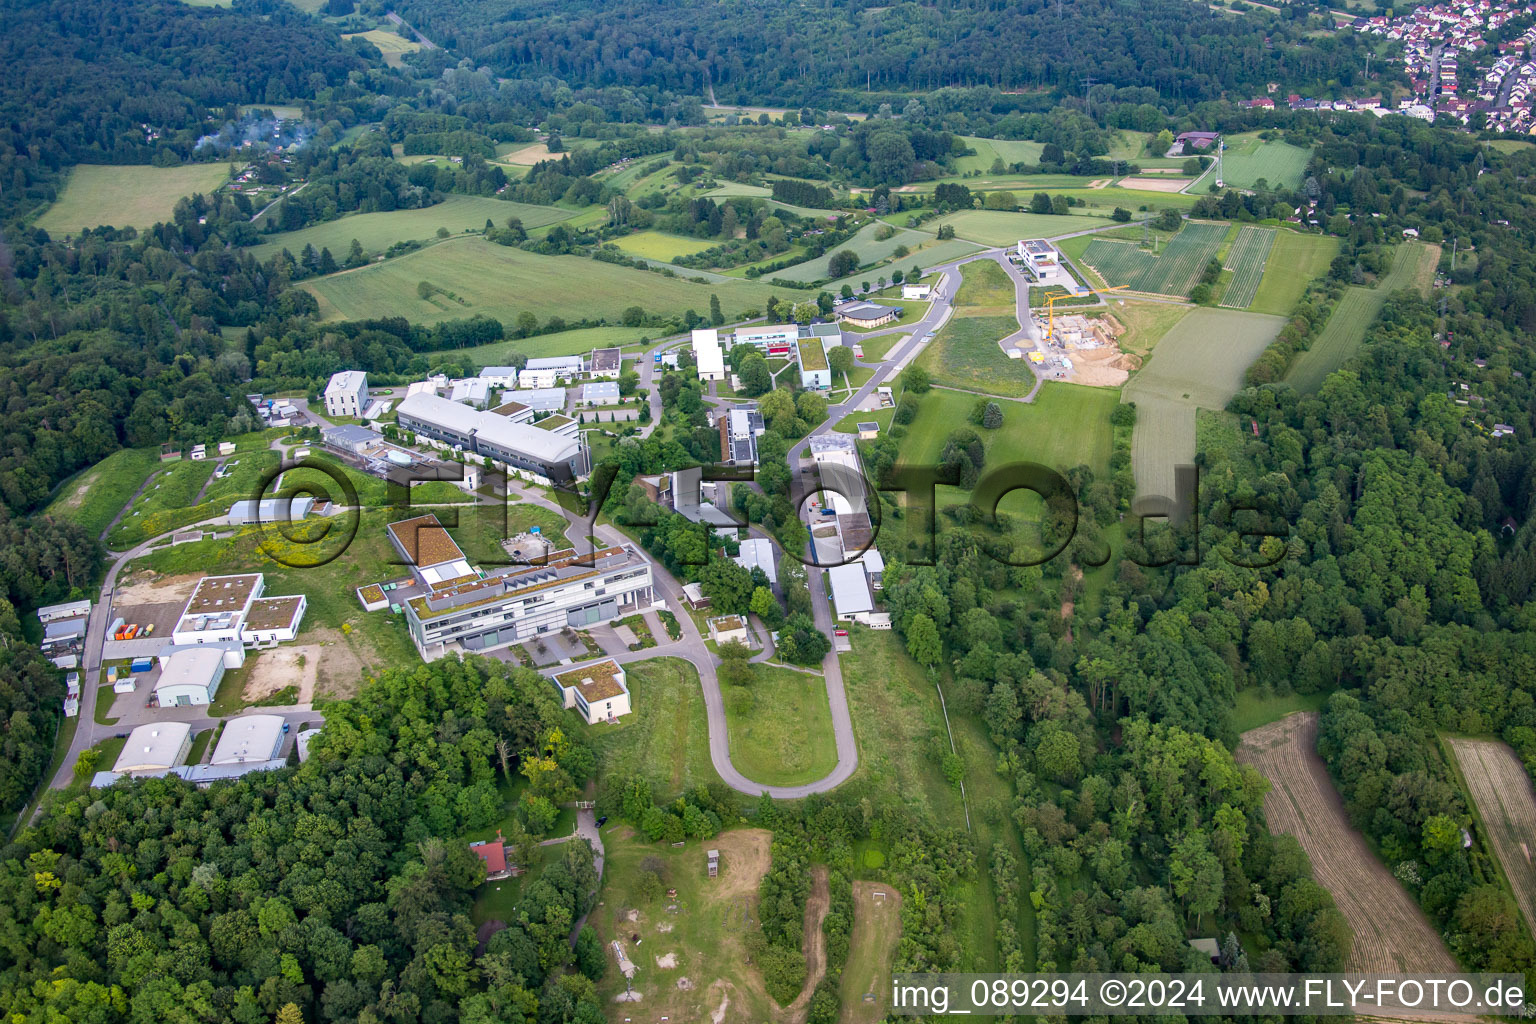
[44,448,162,538]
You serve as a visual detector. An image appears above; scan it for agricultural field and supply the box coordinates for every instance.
[913,316,1035,398]
[839,883,904,1023]
[721,665,839,787]
[585,658,719,806]
[341,28,421,66]
[1286,242,1439,392]
[1445,738,1536,937]
[455,325,652,365]
[1105,300,1192,358]
[247,196,573,260]
[932,209,1108,247]
[953,136,1047,173]
[304,235,784,326]
[36,163,231,235]
[1248,231,1340,316]
[44,448,163,539]
[609,230,718,261]
[1082,221,1228,296]
[1219,226,1276,309]
[1122,307,1283,496]
[1238,713,1459,973]
[1196,133,1312,191]
[772,222,929,284]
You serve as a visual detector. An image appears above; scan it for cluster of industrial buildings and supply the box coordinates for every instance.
[91,713,319,788]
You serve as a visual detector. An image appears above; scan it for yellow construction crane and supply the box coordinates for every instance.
[1044,285,1126,343]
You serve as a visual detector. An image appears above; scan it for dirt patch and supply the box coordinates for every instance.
[1119,176,1195,192]
[114,571,202,606]
[245,644,319,704]
[655,922,673,933]
[498,142,558,165]
[312,626,368,699]
[703,828,773,903]
[709,981,732,1023]
[777,865,830,1024]
[1237,712,1458,973]
[655,952,678,969]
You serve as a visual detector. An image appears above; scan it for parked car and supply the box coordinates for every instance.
[595,815,608,828]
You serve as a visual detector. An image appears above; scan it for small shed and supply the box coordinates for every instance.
[708,849,720,878]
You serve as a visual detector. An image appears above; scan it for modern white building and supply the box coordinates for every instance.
[723,405,765,464]
[113,722,192,775]
[155,647,228,706]
[828,562,876,622]
[324,370,368,418]
[448,378,493,409]
[549,659,631,724]
[396,391,589,482]
[734,324,799,354]
[902,283,932,300]
[579,382,621,406]
[477,366,521,388]
[692,328,725,381]
[519,356,582,388]
[211,714,287,765]
[228,496,315,525]
[170,574,307,648]
[797,336,831,389]
[517,367,560,390]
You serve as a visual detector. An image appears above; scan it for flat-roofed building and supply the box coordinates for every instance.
[228,497,315,526]
[387,513,475,586]
[210,714,286,764]
[477,366,521,388]
[579,381,621,406]
[797,336,831,389]
[721,405,765,464]
[835,302,898,328]
[324,370,368,418]
[734,537,778,586]
[114,722,192,775]
[397,391,588,482]
[448,378,493,409]
[549,659,631,723]
[36,599,90,624]
[321,423,380,454]
[156,647,227,706]
[828,562,875,622]
[735,324,799,354]
[588,347,622,379]
[692,328,725,381]
[170,574,305,648]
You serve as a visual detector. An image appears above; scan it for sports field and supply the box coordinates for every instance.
[954,136,1048,173]
[342,29,421,66]
[1194,133,1312,191]
[1248,231,1340,316]
[36,163,231,234]
[1286,242,1439,392]
[247,195,573,260]
[1082,221,1227,297]
[772,222,928,283]
[931,209,1108,246]
[1220,226,1276,309]
[1122,307,1284,496]
[305,235,782,325]
[609,230,718,261]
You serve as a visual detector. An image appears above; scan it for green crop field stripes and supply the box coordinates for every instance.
[1220,227,1276,309]
[1081,221,1227,296]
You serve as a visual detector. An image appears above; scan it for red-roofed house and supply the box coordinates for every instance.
[471,834,514,879]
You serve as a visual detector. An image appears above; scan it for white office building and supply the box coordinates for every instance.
[324,370,368,418]
[692,328,725,381]
[397,391,589,482]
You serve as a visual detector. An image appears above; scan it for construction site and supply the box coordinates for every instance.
[1033,310,1138,387]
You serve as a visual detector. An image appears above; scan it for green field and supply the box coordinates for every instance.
[1082,221,1228,296]
[1230,688,1331,734]
[44,448,163,538]
[453,325,652,365]
[1285,241,1440,392]
[609,230,717,261]
[106,457,216,548]
[36,164,231,235]
[933,209,1108,246]
[585,657,719,805]
[1248,232,1340,316]
[897,384,1117,477]
[1195,133,1312,191]
[953,259,1017,311]
[914,316,1036,397]
[1122,307,1285,497]
[771,222,929,284]
[248,196,574,260]
[305,235,785,325]
[1220,226,1277,309]
[954,136,1048,173]
[721,664,838,787]
[342,28,421,66]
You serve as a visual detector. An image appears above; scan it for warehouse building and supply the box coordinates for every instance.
[210,714,287,765]
[155,647,228,706]
[113,722,192,775]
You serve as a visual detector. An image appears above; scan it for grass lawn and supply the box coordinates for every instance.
[953,259,1017,312]
[470,844,557,927]
[186,726,215,766]
[933,209,1108,247]
[305,235,788,326]
[771,222,929,284]
[954,136,1047,173]
[1230,689,1330,734]
[44,448,163,538]
[1247,231,1340,316]
[587,657,719,806]
[720,665,838,787]
[106,458,216,548]
[247,196,573,260]
[452,325,656,365]
[914,316,1036,397]
[1196,133,1312,191]
[610,230,718,262]
[36,164,231,235]
[897,384,1116,476]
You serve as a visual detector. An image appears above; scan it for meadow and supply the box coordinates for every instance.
[913,316,1035,397]
[720,664,839,787]
[1194,133,1312,191]
[1082,221,1228,296]
[1286,242,1439,392]
[931,209,1108,246]
[247,195,573,260]
[952,258,1017,311]
[1445,737,1536,938]
[953,136,1047,173]
[771,222,929,284]
[1219,226,1277,309]
[584,657,719,805]
[44,448,163,539]
[896,384,1117,477]
[1122,307,1284,497]
[305,235,784,325]
[608,229,718,261]
[341,28,421,66]
[1247,231,1340,316]
[36,164,231,235]
[454,325,653,364]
